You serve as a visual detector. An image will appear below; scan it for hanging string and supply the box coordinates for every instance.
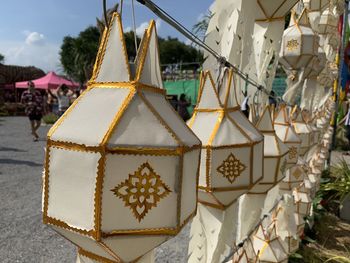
[120,0,124,18]
[103,0,109,28]
[131,0,139,52]
[135,0,283,101]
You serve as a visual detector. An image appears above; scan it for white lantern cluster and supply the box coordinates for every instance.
[42,13,201,262]
[318,7,338,35]
[188,68,264,209]
[292,110,314,156]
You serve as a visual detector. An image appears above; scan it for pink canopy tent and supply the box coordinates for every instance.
[15,71,80,89]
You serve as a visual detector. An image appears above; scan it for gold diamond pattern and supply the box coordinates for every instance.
[217,153,246,184]
[293,168,302,179]
[111,162,171,222]
[286,39,299,51]
[288,146,298,159]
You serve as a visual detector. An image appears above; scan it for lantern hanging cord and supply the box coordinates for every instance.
[135,0,277,98]
[131,0,139,53]
[222,195,285,263]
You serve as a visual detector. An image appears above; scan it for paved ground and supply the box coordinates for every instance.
[0,117,189,263]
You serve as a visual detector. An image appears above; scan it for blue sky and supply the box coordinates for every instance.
[0,0,213,72]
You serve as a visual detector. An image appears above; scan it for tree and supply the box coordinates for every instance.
[60,26,100,84]
[192,11,212,40]
[0,53,4,64]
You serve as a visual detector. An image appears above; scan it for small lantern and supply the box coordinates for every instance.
[255,0,299,21]
[295,212,306,236]
[292,110,313,156]
[303,0,330,31]
[318,8,338,34]
[252,224,288,263]
[188,69,264,209]
[279,164,306,192]
[230,247,250,263]
[248,106,289,194]
[274,105,302,168]
[293,185,312,217]
[279,9,318,71]
[42,14,201,262]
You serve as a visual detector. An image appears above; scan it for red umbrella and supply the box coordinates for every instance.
[15,71,80,89]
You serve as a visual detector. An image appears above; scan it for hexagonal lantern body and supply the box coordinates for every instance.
[188,69,264,209]
[255,0,299,20]
[279,9,318,71]
[318,7,338,34]
[292,110,313,156]
[274,105,302,168]
[252,224,289,263]
[42,13,201,262]
[293,185,312,217]
[248,107,289,194]
[279,164,306,191]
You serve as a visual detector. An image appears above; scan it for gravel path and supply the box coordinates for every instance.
[0,117,189,263]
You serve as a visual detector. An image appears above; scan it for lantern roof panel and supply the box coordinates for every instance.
[93,13,130,83]
[229,111,264,141]
[196,71,222,109]
[257,0,299,19]
[256,106,274,132]
[135,20,163,89]
[218,69,240,108]
[107,95,179,148]
[50,87,132,146]
[188,112,222,145]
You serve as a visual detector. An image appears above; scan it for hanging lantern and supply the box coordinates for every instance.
[303,0,330,31]
[252,224,288,263]
[188,69,264,209]
[318,8,338,34]
[248,106,289,194]
[291,110,313,156]
[42,14,201,262]
[230,247,251,263]
[274,105,302,168]
[279,164,306,192]
[279,9,318,71]
[293,185,312,217]
[255,0,299,21]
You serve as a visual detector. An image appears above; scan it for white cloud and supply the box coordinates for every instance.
[0,31,59,72]
[135,19,161,37]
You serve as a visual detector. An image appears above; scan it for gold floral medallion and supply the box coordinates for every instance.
[217,153,246,184]
[288,146,298,159]
[293,167,302,179]
[286,39,299,51]
[111,162,171,222]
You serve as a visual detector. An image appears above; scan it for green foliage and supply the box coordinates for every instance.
[42,113,59,124]
[192,11,212,40]
[60,26,101,84]
[0,53,4,63]
[322,159,350,205]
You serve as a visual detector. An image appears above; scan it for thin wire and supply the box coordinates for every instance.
[131,0,138,52]
[120,0,124,18]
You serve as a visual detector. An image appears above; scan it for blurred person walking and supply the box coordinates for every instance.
[21,81,43,141]
[48,84,72,116]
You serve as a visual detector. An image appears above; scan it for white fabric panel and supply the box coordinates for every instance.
[102,154,178,231]
[252,142,264,183]
[213,190,247,206]
[142,91,200,146]
[270,240,288,261]
[249,183,273,193]
[198,149,208,187]
[212,117,251,146]
[211,147,251,188]
[229,111,263,141]
[52,226,115,261]
[107,95,178,148]
[95,15,129,83]
[264,158,278,183]
[48,148,100,230]
[103,235,167,262]
[198,191,217,204]
[181,149,200,223]
[190,112,221,145]
[52,88,131,146]
[197,74,221,109]
[138,23,163,89]
[256,109,274,131]
[264,135,279,156]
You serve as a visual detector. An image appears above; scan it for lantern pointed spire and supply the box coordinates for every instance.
[256,106,274,132]
[297,8,312,27]
[218,68,239,109]
[196,71,221,109]
[92,12,131,83]
[135,20,163,89]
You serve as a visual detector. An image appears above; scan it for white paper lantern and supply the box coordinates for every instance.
[279,164,306,191]
[292,110,313,156]
[318,7,338,34]
[274,105,302,168]
[279,9,318,71]
[303,0,330,12]
[188,69,264,209]
[293,185,312,217]
[230,247,250,263]
[248,106,289,194]
[42,14,201,262]
[252,224,288,263]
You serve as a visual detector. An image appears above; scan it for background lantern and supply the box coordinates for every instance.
[279,164,306,192]
[188,69,264,209]
[279,9,318,71]
[292,110,313,156]
[255,0,299,20]
[42,14,201,262]
[317,7,338,34]
[303,0,330,31]
[293,185,312,217]
[274,105,302,168]
[249,106,289,194]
